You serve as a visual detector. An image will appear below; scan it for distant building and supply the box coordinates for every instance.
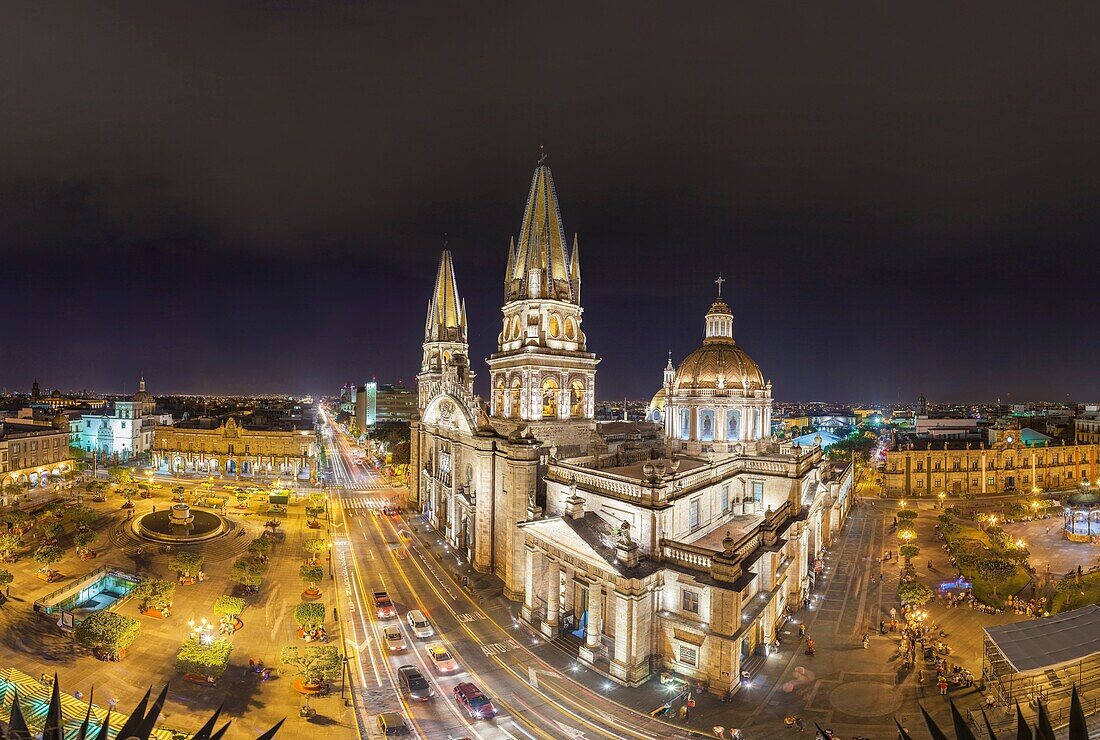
[0,415,73,487]
[376,384,415,423]
[69,378,168,463]
[792,430,843,449]
[1075,407,1100,445]
[153,416,316,480]
[355,383,374,430]
[27,380,107,410]
[914,417,985,442]
[885,438,1099,496]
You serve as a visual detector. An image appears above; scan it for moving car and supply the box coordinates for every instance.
[425,642,459,673]
[453,681,497,719]
[376,712,410,736]
[373,590,397,619]
[407,609,434,638]
[381,625,407,652]
[398,665,434,701]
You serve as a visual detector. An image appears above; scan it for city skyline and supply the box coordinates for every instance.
[5,3,1100,400]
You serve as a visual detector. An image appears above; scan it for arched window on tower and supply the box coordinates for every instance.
[508,377,521,418]
[493,378,505,416]
[542,377,560,418]
[727,409,741,441]
[570,379,585,418]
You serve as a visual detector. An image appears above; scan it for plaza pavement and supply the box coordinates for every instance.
[0,483,359,739]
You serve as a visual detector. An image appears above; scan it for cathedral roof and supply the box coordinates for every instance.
[672,343,765,393]
[648,388,666,411]
[671,292,765,392]
[505,153,578,304]
[424,249,467,344]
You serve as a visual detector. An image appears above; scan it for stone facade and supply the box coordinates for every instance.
[884,441,1100,496]
[153,417,316,480]
[0,417,73,487]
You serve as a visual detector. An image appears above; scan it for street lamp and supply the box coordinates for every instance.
[899,500,908,509]
[937,492,946,508]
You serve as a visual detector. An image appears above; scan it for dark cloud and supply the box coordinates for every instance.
[3,2,1100,401]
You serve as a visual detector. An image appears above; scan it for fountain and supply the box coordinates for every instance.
[134,503,228,544]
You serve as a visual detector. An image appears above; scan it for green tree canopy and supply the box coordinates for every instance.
[131,579,176,611]
[896,509,918,522]
[300,564,324,589]
[33,545,64,571]
[247,536,272,559]
[213,595,246,619]
[0,534,23,562]
[303,537,327,562]
[168,552,204,577]
[977,558,1018,591]
[175,638,232,680]
[899,544,921,561]
[293,601,326,629]
[229,558,264,589]
[280,645,341,686]
[108,466,133,486]
[75,612,141,660]
[73,531,97,554]
[898,581,933,607]
[68,506,98,528]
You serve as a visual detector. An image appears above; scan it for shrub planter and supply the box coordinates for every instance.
[141,608,169,620]
[183,673,218,687]
[35,571,62,583]
[292,678,326,695]
[301,587,322,600]
[296,627,327,641]
[80,551,97,560]
[179,576,197,586]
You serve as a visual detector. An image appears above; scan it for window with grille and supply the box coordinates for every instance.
[678,645,698,667]
[688,499,700,531]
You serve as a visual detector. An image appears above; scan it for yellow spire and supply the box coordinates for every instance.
[426,249,466,343]
[506,153,575,303]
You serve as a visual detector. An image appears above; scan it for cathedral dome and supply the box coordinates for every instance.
[672,342,765,392]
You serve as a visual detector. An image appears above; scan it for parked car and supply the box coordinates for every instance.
[425,642,459,673]
[382,625,407,652]
[453,681,497,719]
[398,665,434,701]
[376,712,410,736]
[407,609,434,638]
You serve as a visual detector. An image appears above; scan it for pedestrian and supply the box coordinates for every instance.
[712,727,726,739]
[938,676,948,695]
[679,704,688,721]
[795,717,805,732]
[249,658,255,671]
[152,505,156,513]
[74,690,83,700]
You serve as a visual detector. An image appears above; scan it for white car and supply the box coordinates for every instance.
[407,610,434,638]
[425,642,459,673]
[382,625,407,652]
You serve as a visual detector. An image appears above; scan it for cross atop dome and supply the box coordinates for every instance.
[715,274,725,297]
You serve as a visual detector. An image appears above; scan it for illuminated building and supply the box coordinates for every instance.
[0,415,73,487]
[69,378,165,463]
[153,417,316,480]
[412,156,853,694]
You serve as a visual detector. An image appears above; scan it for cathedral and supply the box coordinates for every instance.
[410,157,854,696]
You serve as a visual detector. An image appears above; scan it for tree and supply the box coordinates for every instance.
[305,505,325,524]
[41,522,64,542]
[300,564,324,593]
[108,466,132,486]
[898,581,933,607]
[74,611,141,660]
[68,505,98,529]
[303,537,326,564]
[213,595,246,620]
[280,645,341,687]
[230,557,264,592]
[118,485,137,508]
[977,558,1017,594]
[168,551,205,579]
[896,509,917,523]
[74,531,97,557]
[3,510,31,534]
[0,534,23,562]
[235,491,250,508]
[899,544,920,562]
[293,601,326,630]
[131,579,176,612]
[33,544,64,576]
[175,638,232,681]
[248,536,272,560]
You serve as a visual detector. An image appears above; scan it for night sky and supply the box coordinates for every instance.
[4,3,1100,404]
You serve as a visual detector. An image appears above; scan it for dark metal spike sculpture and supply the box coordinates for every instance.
[1068,686,1088,740]
[8,688,32,740]
[189,704,223,740]
[113,687,152,739]
[135,682,170,738]
[42,674,63,740]
[1035,700,1057,740]
[1016,703,1034,740]
[949,701,978,740]
[920,705,953,740]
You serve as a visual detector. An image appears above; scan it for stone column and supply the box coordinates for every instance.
[541,559,561,638]
[579,580,602,665]
[609,590,650,685]
[560,371,569,420]
[521,545,537,622]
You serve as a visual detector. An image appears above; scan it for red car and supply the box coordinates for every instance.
[453,681,497,719]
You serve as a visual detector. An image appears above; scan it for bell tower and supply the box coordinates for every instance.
[417,249,472,411]
[487,153,599,424]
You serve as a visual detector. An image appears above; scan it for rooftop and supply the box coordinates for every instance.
[985,605,1100,673]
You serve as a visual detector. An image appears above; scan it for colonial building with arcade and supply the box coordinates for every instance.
[410,157,853,696]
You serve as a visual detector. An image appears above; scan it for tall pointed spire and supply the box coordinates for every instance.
[425,249,466,343]
[139,376,146,393]
[569,233,581,305]
[506,151,576,303]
